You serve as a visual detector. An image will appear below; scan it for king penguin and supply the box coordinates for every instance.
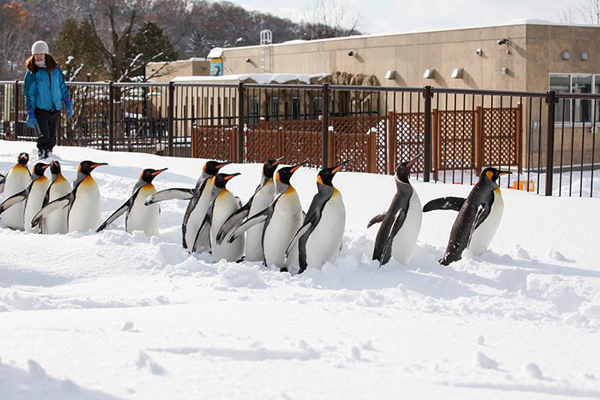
[209,172,245,262]
[145,160,230,253]
[367,154,423,265]
[31,160,108,233]
[97,168,168,236]
[225,163,305,271]
[42,160,72,234]
[284,161,348,274]
[216,157,285,261]
[0,162,49,233]
[0,153,31,230]
[423,167,511,265]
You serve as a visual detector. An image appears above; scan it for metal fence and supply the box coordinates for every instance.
[0,80,598,198]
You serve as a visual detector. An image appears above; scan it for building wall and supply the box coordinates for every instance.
[146,59,210,83]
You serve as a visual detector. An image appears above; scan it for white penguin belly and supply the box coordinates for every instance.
[391,190,422,264]
[305,191,346,269]
[246,182,275,261]
[1,166,30,230]
[263,191,303,269]
[24,178,50,233]
[185,181,213,252]
[127,185,159,236]
[69,177,101,232]
[211,191,245,262]
[44,179,71,234]
[468,189,504,255]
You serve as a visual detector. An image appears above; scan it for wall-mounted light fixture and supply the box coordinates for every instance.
[502,67,509,74]
[385,70,396,80]
[347,51,357,57]
[423,69,435,79]
[476,48,483,56]
[581,51,589,61]
[451,68,464,79]
[497,38,510,45]
[245,58,252,63]
[561,51,570,60]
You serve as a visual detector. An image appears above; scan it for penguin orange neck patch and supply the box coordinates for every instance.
[486,171,494,180]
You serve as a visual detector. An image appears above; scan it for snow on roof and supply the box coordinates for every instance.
[207,48,224,59]
[212,19,600,53]
[172,73,331,84]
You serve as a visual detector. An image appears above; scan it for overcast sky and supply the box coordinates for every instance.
[238,0,591,35]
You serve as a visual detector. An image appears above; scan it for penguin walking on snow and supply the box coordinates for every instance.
[225,163,305,272]
[210,173,245,262]
[42,160,72,234]
[97,168,168,236]
[367,155,423,265]
[284,161,348,274]
[145,160,230,253]
[0,172,6,194]
[0,162,50,233]
[0,153,31,230]
[423,167,511,265]
[216,157,285,261]
[31,160,108,232]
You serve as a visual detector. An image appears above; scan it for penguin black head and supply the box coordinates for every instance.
[481,167,512,183]
[17,152,29,165]
[50,160,62,175]
[263,156,285,179]
[204,161,230,176]
[78,160,108,175]
[396,154,422,184]
[276,162,305,185]
[141,168,168,183]
[33,162,50,177]
[318,160,348,186]
[214,172,241,189]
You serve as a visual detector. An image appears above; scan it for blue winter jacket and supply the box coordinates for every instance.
[24,67,70,112]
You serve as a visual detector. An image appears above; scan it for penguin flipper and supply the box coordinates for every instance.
[96,197,133,233]
[227,208,270,244]
[216,201,251,245]
[367,212,387,228]
[191,208,213,253]
[422,197,466,212]
[0,173,5,194]
[0,187,30,215]
[144,188,194,205]
[31,194,73,228]
[380,209,408,265]
[284,223,312,260]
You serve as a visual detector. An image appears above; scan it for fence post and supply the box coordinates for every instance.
[423,85,433,182]
[237,82,245,163]
[108,82,114,151]
[322,83,330,168]
[13,80,20,140]
[545,90,557,196]
[167,81,175,157]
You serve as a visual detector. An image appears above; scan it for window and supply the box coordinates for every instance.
[312,96,323,117]
[292,97,301,120]
[269,97,279,120]
[248,97,259,125]
[550,74,599,124]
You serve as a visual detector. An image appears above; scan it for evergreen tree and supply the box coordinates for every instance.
[54,18,106,80]
[126,21,178,80]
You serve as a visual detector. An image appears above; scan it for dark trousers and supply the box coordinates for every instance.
[35,109,60,151]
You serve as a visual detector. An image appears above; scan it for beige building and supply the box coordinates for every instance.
[146,58,210,83]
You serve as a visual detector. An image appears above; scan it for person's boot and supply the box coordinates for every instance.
[38,149,45,159]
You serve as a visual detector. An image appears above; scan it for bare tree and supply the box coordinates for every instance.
[557,0,600,24]
[302,0,362,39]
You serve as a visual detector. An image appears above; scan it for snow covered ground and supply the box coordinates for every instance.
[1,140,600,400]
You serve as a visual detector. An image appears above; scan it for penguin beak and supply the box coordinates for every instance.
[290,161,306,173]
[499,170,512,176]
[406,154,423,169]
[90,162,108,169]
[151,168,168,176]
[273,156,286,166]
[42,164,50,169]
[332,160,349,174]
[224,172,241,181]
[216,162,231,170]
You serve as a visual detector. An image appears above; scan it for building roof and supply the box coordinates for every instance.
[172,73,330,84]
[210,19,600,54]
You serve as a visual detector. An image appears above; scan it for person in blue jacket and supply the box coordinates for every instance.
[24,40,73,159]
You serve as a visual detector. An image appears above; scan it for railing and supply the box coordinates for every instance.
[0,81,598,198]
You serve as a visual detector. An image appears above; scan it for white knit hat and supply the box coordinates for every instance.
[31,41,49,55]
